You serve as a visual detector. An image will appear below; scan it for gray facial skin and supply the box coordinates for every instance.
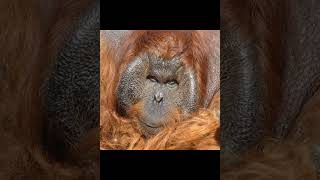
[116,53,200,136]
[44,1,99,158]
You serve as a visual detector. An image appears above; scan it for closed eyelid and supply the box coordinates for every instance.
[166,80,178,85]
[147,75,158,82]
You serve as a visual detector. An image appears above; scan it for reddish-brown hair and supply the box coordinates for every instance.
[100,30,220,150]
[114,30,216,105]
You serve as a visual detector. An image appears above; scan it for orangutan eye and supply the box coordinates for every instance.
[166,80,178,88]
[147,75,158,83]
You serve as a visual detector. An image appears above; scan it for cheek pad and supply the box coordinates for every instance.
[177,67,200,115]
[116,56,148,116]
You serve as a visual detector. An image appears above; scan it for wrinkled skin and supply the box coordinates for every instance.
[221,0,320,165]
[117,53,200,135]
[44,1,99,158]
[102,30,220,137]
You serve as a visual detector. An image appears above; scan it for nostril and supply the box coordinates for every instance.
[154,92,163,103]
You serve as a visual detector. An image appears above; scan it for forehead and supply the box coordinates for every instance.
[148,56,182,78]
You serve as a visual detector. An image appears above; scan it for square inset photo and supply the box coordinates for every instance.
[100,30,220,150]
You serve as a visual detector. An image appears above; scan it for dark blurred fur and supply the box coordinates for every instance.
[221,0,320,178]
[0,0,99,179]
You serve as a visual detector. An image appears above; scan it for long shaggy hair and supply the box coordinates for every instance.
[99,31,220,150]
[100,108,220,150]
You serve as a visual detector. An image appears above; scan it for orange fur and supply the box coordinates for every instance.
[114,30,217,104]
[100,109,220,150]
[100,30,220,150]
